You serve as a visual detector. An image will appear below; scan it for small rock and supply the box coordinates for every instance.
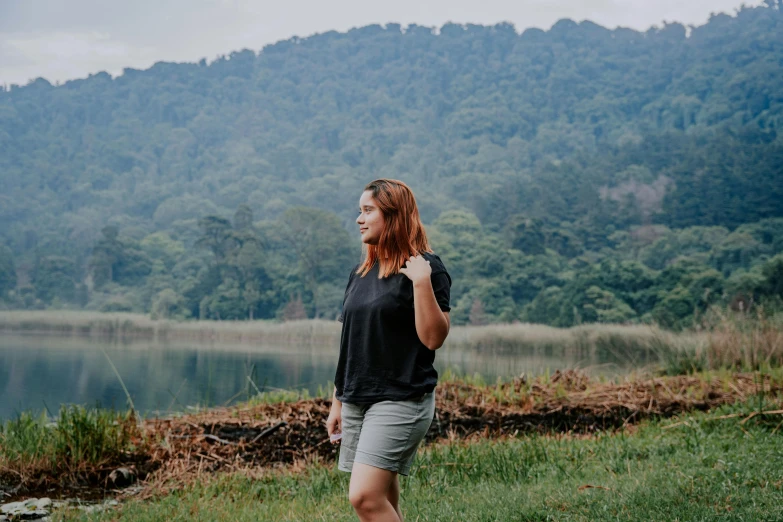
[19,508,49,519]
[121,485,144,496]
[1,501,25,515]
[77,499,119,515]
[0,498,52,520]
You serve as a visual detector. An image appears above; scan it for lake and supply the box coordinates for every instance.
[0,333,651,419]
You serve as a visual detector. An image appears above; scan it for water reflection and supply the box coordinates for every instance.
[0,334,652,419]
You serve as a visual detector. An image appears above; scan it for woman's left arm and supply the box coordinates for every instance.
[401,255,451,350]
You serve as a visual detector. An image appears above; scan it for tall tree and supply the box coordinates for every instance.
[280,207,354,318]
[0,245,17,297]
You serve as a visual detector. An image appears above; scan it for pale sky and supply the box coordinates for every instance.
[0,0,764,87]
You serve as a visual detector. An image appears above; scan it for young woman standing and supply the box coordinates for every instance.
[326,178,452,522]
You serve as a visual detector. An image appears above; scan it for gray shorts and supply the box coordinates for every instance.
[338,392,435,476]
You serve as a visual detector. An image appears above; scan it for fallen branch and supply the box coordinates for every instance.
[740,409,783,425]
[251,422,288,443]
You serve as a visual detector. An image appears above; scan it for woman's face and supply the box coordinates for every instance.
[356,190,385,245]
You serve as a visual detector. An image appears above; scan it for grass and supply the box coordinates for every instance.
[447,321,685,358]
[654,309,783,375]
[0,310,342,345]
[0,405,141,482]
[53,397,783,521]
[0,310,699,369]
[1,309,780,374]
[703,308,783,370]
[5,367,779,505]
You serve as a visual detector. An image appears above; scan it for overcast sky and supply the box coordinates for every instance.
[0,0,763,86]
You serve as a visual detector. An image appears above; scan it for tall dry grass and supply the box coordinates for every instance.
[650,308,783,374]
[0,310,341,345]
[702,308,783,370]
[445,322,695,371]
[1,309,781,374]
[0,311,683,371]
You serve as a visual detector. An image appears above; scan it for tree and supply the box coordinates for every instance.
[725,268,766,310]
[233,204,254,231]
[89,226,122,288]
[4,5,783,326]
[195,216,235,265]
[580,286,637,324]
[151,288,188,320]
[652,286,695,330]
[243,281,262,320]
[280,207,354,318]
[281,293,308,321]
[469,298,489,326]
[686,269,724,309]
[0,245,16,297]
[710,232,762,275]
[88,226,152,289]
[762,254,783,298]
[523,286,566,325]
[140,232,186,270]
[201,281,245,320]
[32,256,77,304]
[505,215,546,255]
[113,246,153,286]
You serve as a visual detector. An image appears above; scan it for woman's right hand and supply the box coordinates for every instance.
[326,403,342,444]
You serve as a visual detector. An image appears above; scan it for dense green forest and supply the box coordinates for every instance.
[1,2,783,328]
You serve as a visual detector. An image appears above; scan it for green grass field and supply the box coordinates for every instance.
[54,397,783,522]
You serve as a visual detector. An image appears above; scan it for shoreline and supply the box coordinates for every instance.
[0,309,691,354]
[3,368,782,504]
[0,310,342,345]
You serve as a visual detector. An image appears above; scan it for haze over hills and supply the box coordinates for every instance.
[0,2,782,326]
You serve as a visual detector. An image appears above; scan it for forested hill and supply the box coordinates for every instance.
[1,3,782,327]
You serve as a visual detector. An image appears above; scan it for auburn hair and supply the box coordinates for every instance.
[357,178,432,278]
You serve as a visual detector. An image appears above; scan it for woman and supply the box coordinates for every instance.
[326,178,452,522]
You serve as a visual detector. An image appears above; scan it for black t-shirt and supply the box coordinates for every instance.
[334,252,452,404]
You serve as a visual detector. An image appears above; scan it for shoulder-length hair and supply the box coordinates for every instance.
[357,178,432,278]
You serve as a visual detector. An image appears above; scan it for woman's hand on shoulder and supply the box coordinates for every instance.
[399,255,432,285]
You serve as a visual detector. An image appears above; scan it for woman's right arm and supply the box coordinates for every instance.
[331,386,341,409]
[326,386,342,443]
[329,266,352,442]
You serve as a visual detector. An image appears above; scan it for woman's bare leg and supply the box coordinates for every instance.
[349,463,401,522]
[387,474,403,521]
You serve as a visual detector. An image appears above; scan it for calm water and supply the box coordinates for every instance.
[0,333,645,419]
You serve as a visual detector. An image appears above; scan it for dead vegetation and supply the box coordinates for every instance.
[2,370,782,501]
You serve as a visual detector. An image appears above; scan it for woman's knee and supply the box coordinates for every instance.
[349,486,385,513]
